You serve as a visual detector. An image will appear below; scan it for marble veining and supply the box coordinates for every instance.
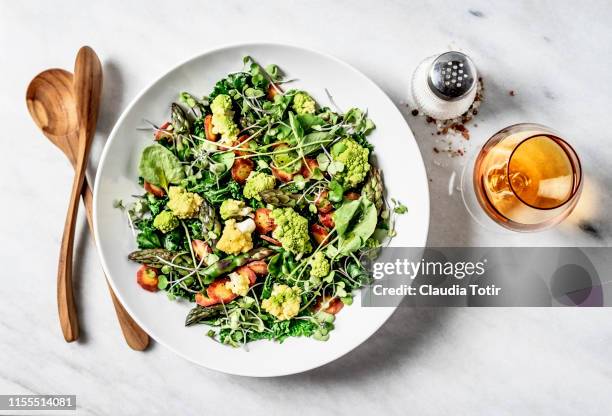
[2,0,611,415]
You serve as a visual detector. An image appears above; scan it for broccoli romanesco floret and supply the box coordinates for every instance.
[219,199,253,220]
[152,210,179,234]
[330,138,370,188]
[243,172,276,201]
[271,208,312,254]
[309,251,330,279]
[225,271,250,296]
[292,91,316,115]
[261,284,301,320]
[167,186,203,219]
[216,218,256,255]
[210,94,239,143]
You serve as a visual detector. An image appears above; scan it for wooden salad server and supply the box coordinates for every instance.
[26,49,149,349]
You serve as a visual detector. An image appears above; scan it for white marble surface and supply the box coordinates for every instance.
[2,0,612,414]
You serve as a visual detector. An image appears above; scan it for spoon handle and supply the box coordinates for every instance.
[80,181,150,350]
[56,46,102,342]
[56,162,84,341]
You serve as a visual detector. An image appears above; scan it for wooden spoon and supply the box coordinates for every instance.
[26,67,150,349]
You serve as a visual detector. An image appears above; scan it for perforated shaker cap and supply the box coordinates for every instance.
[427,51,477,101]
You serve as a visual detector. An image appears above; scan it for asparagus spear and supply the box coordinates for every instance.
[185,305,223,326]
[199,247,274,284]
[129,248,273,283]
[171,103,190,134]
[362,167,384,214]
[199,200,222,245]
[128,249,176,268]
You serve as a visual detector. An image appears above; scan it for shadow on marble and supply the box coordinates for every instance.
[98,59,125,140]
[88,59,125,180]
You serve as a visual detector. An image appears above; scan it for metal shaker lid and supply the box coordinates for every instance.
[427,51,477,101]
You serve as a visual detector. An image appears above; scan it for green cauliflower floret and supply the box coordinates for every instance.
[243,172,276,201]
[167,186,203,219]
[271,208,312,254]
[219,199,253,220]
[331,138,370,188]
[152,211,179,234]
[210,94,239,143]
[309,251,330,279]
[261,284,301,320]
[292,91,316,115]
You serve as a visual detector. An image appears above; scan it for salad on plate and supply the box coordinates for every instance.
[118,56,405,347]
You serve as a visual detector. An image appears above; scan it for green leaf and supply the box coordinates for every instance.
[245,87,265,98]
[316,153,331,171]
[393,202,408,214]
[293,174,306,190]
[179,92,197,108]
[301,131,333,156]
[333,199,361,236]
[344,108,376,135]
[138,145,185,190]
[157,275,168,290]
[333,198,378,255]
[210,152,235,173]
[327,160,345,175]
[265,64,281,81]
[328,180,344,203]
[136,219,162,249]
[288,111,304,145]
[163,228,182,251]
[297,114,325,131]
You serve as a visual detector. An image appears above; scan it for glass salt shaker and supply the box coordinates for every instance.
[411,51,478,120]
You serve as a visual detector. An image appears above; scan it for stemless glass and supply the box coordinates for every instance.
[461,123,582,232]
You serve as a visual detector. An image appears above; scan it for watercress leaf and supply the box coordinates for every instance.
[344,108,375,135]
[293,174,306,190]
[341,296,353,305]
[210,152,235,173]
[245,87,265,98]
[157,275,168,290]
[327,160,345,175]
[265,64,281,81]
[316,153,331,171]
[392,198,408,214]
[310,167,324,180]
[328,180,344,203]
[138,144,185,189]
[179,92,197,108]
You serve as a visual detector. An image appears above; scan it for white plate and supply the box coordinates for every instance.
[93,43,429,377]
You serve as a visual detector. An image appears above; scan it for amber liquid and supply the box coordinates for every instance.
[474,131,581,230]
